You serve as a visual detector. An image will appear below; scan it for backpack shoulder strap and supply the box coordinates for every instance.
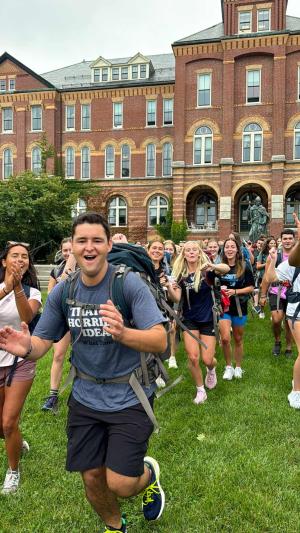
[61,270,81,317]
[275,252,282,267]
[109,265,132,322]
[292,267,300,285]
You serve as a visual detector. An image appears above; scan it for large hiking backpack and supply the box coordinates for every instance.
[286,266,300,328]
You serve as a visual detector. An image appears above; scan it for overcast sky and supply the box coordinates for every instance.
[1,0,300,74]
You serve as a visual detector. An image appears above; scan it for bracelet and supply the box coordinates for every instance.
[15,288,25,296]
[235,289,237,295]
[260,294,267,298]
[23,344,32,360]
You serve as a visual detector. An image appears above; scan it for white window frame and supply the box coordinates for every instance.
[148,195,168,227]
[108,196,128,227]
[193,127,213,165]
[113,102,123,129]
[105,145,115,178]
[65,146,75,178]
[93,68,100,83]
[163,98,174,126]
[2,107,13,133]
[162,143,173,177]
[101,67,109,82]
[146,144,156,177]
[8,79,15,91]
[146,100,157,127]
[81,104,91,131]
[31,147,42,173]
[246,69,261,105]
[31,105,42,132]
[65,105,75,131]
[239,10,252,33]
[197,73,212,108]
[294,122,300,160]
[0,79,6,92]
[3,148,13,179]
[257,8,271,32]
[121,144,131,178]
[112,67,120,81]
[72,198,87,218]
[81,146,90,179]
[242,124,263,163]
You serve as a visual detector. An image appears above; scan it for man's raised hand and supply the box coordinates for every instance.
[0,322,31,357]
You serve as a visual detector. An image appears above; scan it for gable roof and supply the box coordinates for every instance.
[0,52,55,89]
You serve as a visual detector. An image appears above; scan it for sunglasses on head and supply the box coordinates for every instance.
[7,241,30,248]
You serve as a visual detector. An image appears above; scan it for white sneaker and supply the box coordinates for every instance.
[223,366,235,381]
[193,388,207,405]
[22,440,30,455]
[168,356,178,369]
[155,376,166,389]
[1,469,20,495]
[259,312,265,319]
[234,367,243,379]
[288,390,300,409]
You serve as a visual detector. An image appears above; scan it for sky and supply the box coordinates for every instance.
[1,0,300,75]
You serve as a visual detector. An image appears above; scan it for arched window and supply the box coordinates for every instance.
[195,193,217,227]
[31,147,42,174]
[243,123,262,162]
[65,146,75,178]
[3,148,13,179]
[105,145,115,178]
[294,122,300,160]
[285,189,300,225]
[194,126,213,165]
[72,198,87,218]
[148,195,168,226]
[121,144,130,177]
[81,147,90,179]
[108,197,127,226]
[146,143,156,177]
[162,143,172,177]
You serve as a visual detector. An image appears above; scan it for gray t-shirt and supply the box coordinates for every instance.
[34,264,166,412]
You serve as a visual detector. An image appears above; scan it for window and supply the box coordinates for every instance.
[196,194,217,227]
[93,68,100,82]
[108,197,127,226]
[146,144,156,177]
[239,11,252,33]
[247,69,261,103]
[121,144,130,177]
[194,126,213,165]
[148,195,168,226]
[298,67,300,101]
[162,143,172,176]
[31,105,42,131]
[112,67,119,81]
[132,65,138,79]
[8,79,15,91]
[81,104,91,130]
[113,102,123,128]
[2,108,13,132]
[81,147,90,179]
[31,147,42,173]
[121,67,128,80]
[257,9,270,32]
[163,99,174,125]
[72,198,87,218]
[243,123,262,162]
[294,122,300,160]
[65,147,75,178]
[285,190,300,225]
[3,148,13,179]
[147,100,156,127]
[105,145,115,177]
[66,105,75,130]
[0,80,6,92]
[197,73,211,107]
[140,64,147,78]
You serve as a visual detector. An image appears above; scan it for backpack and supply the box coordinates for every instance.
[7,284,41,387]
[285,267,300,328]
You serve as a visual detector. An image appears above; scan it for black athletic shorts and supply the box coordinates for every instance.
[66,394,154,477]
[269,293,287,313]
[181,319,215,336]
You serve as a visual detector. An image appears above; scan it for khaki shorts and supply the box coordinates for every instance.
[0,359,36,387]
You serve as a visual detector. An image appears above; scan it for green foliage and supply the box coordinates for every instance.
[36,134,55,173]
[0,172,98,258]
[171,218,188,244]
[155,199,173,240]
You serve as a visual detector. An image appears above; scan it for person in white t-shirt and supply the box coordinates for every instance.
[0,242,41,494]
[266,246,300,409]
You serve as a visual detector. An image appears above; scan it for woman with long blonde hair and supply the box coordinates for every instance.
[166,241,229,404]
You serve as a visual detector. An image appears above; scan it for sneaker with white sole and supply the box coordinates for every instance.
[21,440,30,455]
[193,388,207,404]
[143,457,165,521]
[1,469,20,495]
[259,312,265,319]
[168,356,178,369]
[223,366,235,381]
[234,367,243,379]
[155,376,166,389]
[288,390,300,409]
[205,368,217,390]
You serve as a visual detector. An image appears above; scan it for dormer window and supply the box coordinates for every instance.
[112,67,119,81]
[8,79,15,91]
[94,68,100,82]
[0,80,6,92]
[257,9,270,32]
[239,11,252,33]
[102,68,108,81]
[132,65,138,79]
[121,67,128,80]
[140,64,147,78]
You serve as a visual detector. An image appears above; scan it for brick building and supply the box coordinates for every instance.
[1,0,300,240]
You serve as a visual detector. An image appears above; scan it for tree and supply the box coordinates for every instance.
[0,172,98,259]
[36,134,55,173]
[171,219,188,244]
[155,198,173,240]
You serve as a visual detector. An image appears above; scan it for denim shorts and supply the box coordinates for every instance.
[219,313,248,327]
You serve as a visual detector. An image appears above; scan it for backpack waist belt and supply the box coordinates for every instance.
[286,291,300,328]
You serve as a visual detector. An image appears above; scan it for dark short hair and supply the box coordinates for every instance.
[71,212,110,241]
[281,228,295,238]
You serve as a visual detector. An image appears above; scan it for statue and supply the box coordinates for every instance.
[247,196,270,242]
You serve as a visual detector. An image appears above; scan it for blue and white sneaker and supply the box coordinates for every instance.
[142,457,165,521]
[41,395,59,413]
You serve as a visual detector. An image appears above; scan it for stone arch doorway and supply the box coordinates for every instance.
[186,186,218,231]
[285,184,300,226]
[234,184,269,237]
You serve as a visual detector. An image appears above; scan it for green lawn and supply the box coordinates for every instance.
[1,313,300,533]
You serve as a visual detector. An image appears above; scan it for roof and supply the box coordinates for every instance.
[173,15,300,46]
[42,53,175,90]
[0,52,55,89]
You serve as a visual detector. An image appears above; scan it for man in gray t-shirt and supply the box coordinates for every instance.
[0,213,167,533]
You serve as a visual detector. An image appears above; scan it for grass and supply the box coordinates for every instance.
[1,311,300,533]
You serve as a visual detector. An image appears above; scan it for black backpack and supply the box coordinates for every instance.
[286,266,300,328]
